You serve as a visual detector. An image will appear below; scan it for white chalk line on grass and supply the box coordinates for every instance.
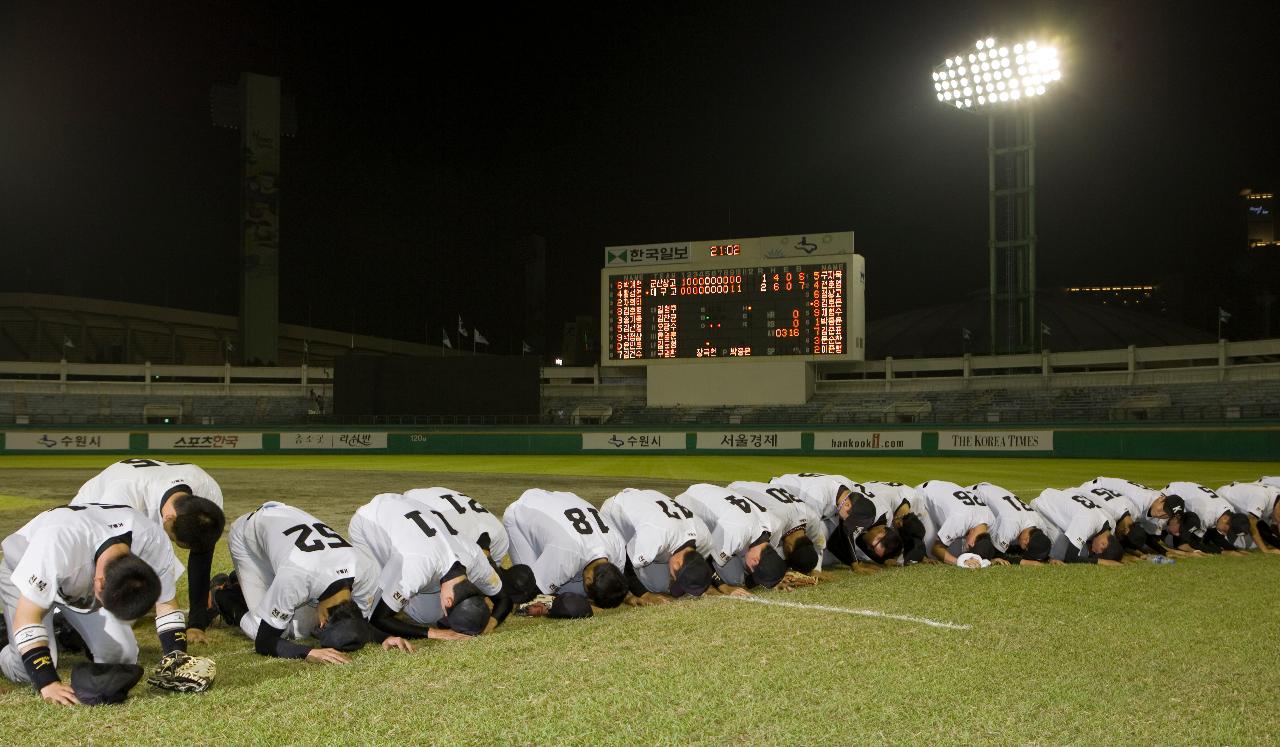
[716,595,972,631]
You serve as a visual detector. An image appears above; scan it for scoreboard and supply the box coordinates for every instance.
[601,232,864,365]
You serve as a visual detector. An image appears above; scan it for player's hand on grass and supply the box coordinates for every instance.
[1049,559,1065,566]
[185,628,208,645]
[812,571,840,582]
[429,628,474,642]
[40,681,80,706]
[306,647,351,665]
[382,636,413,653]
[1097,559,1123,567]
[1263,547,1280,555]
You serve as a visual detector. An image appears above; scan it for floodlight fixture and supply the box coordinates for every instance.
[932,36,1061,112]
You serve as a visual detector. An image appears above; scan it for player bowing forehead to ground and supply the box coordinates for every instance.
[1072,483,1149,557]
[1030,489,1124,565]
[224,501,411,664]
[968,482,1055,565]
[403,487,510,565]
[0,504,181,706]
[402,487,538,603]
[599,489,716,602]
[675,483,787,590]
[769,474,905,568]
[349,493,511,639]
[1217,481,1280,554]
[726,480,823,574]
[72,458,225,643]
[1163,482,1250,555]
[1080,476,1184,555]
[916,480,1007,567]
[502,490,630,615]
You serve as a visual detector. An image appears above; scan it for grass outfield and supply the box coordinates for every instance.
[0,454,1278,745]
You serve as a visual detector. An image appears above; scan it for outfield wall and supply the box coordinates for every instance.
[1,425,1277,460]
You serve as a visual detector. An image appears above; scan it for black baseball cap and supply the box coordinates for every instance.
[970,533,997,560]
[1024,528,1051,562]
[318,617,374,652]
[748,543,786,588]
[1180,512,1201,534]
[842,494,878,536]
[72,662,144,705]
[1227,512,1251,536]
[549,593,593,619]
[902,536,927,564]
[671,552,713,597]
[497,565,539,604]
[786,536,819,572]
[1163,495,1186,517]
[444,594,491,636]
[1122,523,1149,550]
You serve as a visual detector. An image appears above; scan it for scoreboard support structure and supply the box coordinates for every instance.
[601,232,864,407]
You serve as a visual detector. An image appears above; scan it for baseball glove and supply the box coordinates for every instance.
[147,651,216,693]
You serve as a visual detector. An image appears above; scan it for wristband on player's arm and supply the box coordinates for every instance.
[185,549,215,631]
[16,624,60,691]
[369,599,433,639]
[255,620,311,659]
[156,610,188,654]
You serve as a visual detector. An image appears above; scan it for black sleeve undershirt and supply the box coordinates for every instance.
[826,525,855,567]
[254,620,311,659]
[186,549,214,630]
[1257,521,1280,549]
[1144,532,1170,555]
[1061,543,1097,564]
[489,587,512,626]
[369,599,434,639]
[622,559,649,597]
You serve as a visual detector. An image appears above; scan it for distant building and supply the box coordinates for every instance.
[1244,190,1277,249]
[1064,284,1168,316]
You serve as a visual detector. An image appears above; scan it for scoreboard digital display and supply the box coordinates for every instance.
[601,232,864,364]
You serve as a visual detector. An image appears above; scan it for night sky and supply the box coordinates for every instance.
[1,1,1276,354]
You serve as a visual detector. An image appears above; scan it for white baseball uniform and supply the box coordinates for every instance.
[72,458,225,521]
[349,493,502,626]
[1,504,182,683]
[1218,482,1280,522]
[599,489,709,594]
[501,490,626,596]
[727,480,825,569]
[969,482,1051,553]
[228,502,378,641]
[1081,476,1165,533]
[916,480,995,556]
[1073,482,1140,526]
[1030,488,1111,561]
[675,483,771,585]
[1168,482,1232,536]
[402,487,510,565]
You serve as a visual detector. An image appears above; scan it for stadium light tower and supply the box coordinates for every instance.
[932,37,1063,354]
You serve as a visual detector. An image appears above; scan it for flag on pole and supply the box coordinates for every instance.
[961,328,971,341]
[1040,323,1052,336]
[474,329,489,346]
[1218,308,1231,323]
[522,341,533,354]
[442,328,452,349]
[458,315,469,336]
[62,336,74,349]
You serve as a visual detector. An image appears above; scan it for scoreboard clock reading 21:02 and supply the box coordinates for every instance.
[601,232,865,364]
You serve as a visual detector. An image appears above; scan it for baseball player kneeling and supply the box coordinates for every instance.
[220,501,412,664]
[0,503,206,705]
[348,493,512,640]
[598,488,716,603]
